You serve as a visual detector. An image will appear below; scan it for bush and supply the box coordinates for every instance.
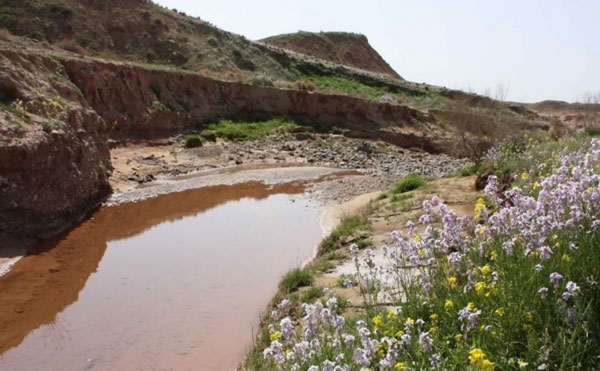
[42,122,52,133]
[392,173,426,194]
[199,119,297,141]
[280,268,313,293]
[184,135,202,148]
[585,126,600,137]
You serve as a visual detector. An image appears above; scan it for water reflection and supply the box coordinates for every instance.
[0,182,322,370]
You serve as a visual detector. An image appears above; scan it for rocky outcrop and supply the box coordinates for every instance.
[0,50,111,239]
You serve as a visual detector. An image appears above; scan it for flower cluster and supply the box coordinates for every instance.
[257,137,600,370]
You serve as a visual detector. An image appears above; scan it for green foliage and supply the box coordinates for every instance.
[41,122,52,133]
[184,134,202,148]
[355,237,372,249]
[392,174,426,194]
[318,215,370,255]
[376,193,388,200]
[280,268,313,293]
[300,286,323,302]
[449,164,482,177]
[390,193,413,203]
[585,126,600,137]
[199,118,297,141]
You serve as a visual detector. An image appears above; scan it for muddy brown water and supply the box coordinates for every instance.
[0,182,324,371]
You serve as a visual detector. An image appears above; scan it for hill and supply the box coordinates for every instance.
[262,31,401,79]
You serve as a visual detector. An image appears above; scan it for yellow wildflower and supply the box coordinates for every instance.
[395,330,404,338]
[405,317,414,326]
[445,299,454,310]
[480,265,492,276]
[532,181,540,190]
[418,248,424,257]
[481,359,495,370]
[395,362,406,370]
[587,186,594,194]
[467,302,477,311]
[429,326,438,334]
[387,308,397,320]
[490,251,498,261]
[270,331,281,342]
[413,234,421,242]
[475,281,487,295]
[520,172,529,180]
[429,313,438,322]
[447,276,458,288]
[474,197,486,220]
[469,348,486,363]
[525,312,534,322]
[494,307,504,317]
[454,333,463,342]
[373,314,384,328]
[561,254,571,263]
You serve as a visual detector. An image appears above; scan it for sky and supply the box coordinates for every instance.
[154,0,599,103]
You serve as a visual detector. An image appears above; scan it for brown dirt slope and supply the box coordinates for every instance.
[262,31,401,79]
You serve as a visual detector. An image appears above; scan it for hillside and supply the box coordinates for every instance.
[262,31,401,79]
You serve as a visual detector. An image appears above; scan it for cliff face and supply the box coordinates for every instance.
[0,50,111,238]
[0,49,441,239]
[61,58,431,144]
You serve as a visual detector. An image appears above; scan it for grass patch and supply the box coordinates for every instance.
[300,286,323,302]
[318,215,370,256]
[355,237,372,249]
[376,193,388,200]
[390,193,413,203]
[184,135,202,148]
[199,118,297,141]
[392,173,426,194]
[449,164,482,177]
[585,126,600,137]
[280,268,313,293]
[324,251,344,261]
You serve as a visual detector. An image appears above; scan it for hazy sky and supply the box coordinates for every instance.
[154,0,599,103]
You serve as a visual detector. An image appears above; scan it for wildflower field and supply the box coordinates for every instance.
[253,135,600,370]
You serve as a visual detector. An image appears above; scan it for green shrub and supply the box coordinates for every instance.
[392,174,426,194]
[184,135,202,148]
[585,126,600,137]
[300,286,323,302]
[280,268,313,293]
[42,122,52,133]
[199,119,297,141]
[355,237,372,249]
